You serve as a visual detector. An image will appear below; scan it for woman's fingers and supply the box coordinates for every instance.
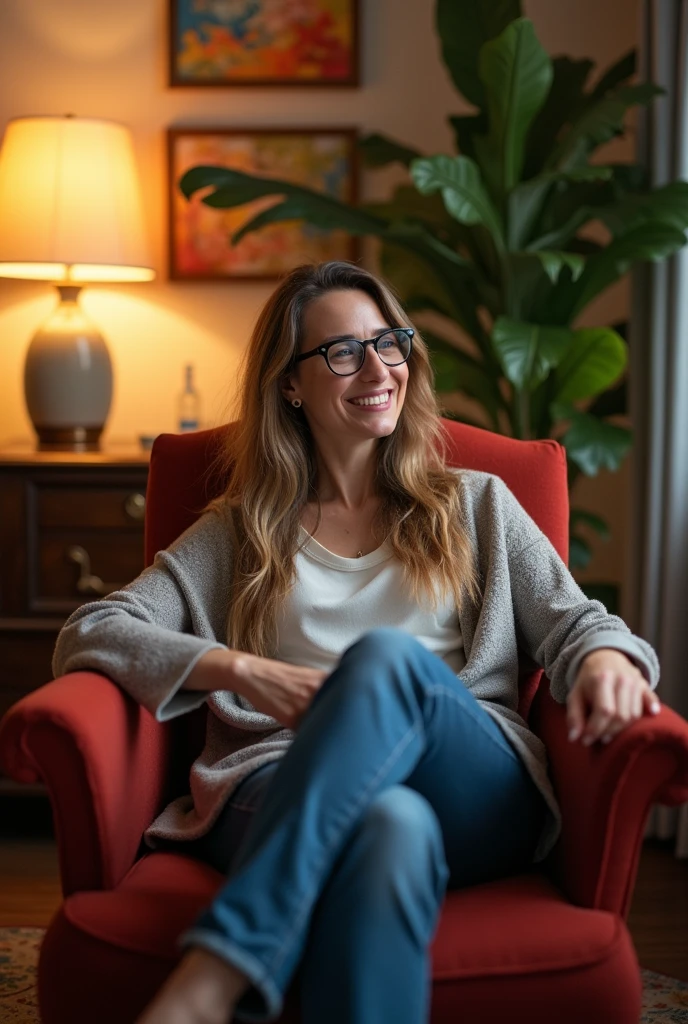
[595,681,661,746]
[581,671,617,744]
[600,676,633,743]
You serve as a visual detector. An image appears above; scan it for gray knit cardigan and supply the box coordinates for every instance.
[51,469,660,864]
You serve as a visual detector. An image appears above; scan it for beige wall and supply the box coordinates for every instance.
[0,0,639,598]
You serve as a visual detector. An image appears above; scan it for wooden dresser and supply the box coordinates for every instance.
[0,441,151,794]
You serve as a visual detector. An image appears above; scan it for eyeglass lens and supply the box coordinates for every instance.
[327,330,410,375]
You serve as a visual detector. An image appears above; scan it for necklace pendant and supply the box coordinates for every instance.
[357,550,363,558]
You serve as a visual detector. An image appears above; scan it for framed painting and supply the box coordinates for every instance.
[168,127,360,281]
[169,0,359,87]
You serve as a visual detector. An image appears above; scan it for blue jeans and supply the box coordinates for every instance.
[175,628,547,1023]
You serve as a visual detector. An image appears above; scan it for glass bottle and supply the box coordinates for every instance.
[177,364,201,432]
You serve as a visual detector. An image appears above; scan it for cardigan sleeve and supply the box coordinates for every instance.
[496,477,660,704]
[51,508,234,722]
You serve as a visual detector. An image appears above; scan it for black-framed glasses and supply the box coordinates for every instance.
[294,327,414,376]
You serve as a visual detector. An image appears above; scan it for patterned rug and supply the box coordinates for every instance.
[1,927,687,1022]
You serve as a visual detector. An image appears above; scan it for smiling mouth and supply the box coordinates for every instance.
[347,389,393,408]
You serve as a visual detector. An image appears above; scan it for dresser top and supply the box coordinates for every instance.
[0,439,152,466]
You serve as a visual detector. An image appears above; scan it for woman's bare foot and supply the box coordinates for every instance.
[134,947,251,1024]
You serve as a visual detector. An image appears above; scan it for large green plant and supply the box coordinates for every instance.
[179,0,688,580]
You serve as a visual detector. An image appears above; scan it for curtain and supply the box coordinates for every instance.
[627,0,688,858]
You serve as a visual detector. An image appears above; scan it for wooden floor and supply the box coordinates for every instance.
[0,797,686,982]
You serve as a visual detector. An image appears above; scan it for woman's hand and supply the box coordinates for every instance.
[566,648,661,746]
[229,652,329,731]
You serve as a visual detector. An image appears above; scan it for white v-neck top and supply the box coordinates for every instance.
[275,524,467,676]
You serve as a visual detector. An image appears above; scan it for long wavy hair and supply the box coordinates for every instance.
[201,260,483,658]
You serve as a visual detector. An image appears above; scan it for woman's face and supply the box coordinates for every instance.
[282,288,409,441]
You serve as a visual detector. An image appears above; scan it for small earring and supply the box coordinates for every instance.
[291,398,302,408]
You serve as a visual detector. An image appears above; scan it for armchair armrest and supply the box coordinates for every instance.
[530,682,688,918]
[0,672,176,896]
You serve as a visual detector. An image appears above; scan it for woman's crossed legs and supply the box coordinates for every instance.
[140,628,547,1024]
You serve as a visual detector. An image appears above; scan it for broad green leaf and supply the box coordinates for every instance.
[598,180,688,237]
[231,195,372,244]
[448,112,490,161]
[180,166,388,236]
[477,18,554,192]
[421,327,506,421]
[553,327,626,403]
[358,133,423,169]
[587,49,636,102]
[383,220,472,269]
[534,250,586,283]
[378,241,462,323]
[411,155,505,248]
[587,378,627,418]
[522,57,595,179]
[525,200,597,252]
[179,166,279,204]
[180,166,484,312]
[553,407,632,475]
[524,171,623,251]
[607,162,648,193]
[364,185,501,278]
[560,167,615,181]
[360,185,463,241]
[508,166,612,249]
[540,222,688,324]
[491,316,574,389]
[431,350,465,394]
[377,240,489,349]
[567,238,603,255]
[503,252,554,321]
[508,178,556,250]
[526,161,646,251]
[548,83,665,171]
[567,222,687,319]
[436,0,522,109]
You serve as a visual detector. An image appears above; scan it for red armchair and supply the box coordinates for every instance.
[1,418,687,1024]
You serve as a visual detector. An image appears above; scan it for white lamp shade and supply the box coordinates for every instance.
[0,115,154,282]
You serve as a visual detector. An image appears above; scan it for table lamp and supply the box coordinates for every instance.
[0,114,155,451]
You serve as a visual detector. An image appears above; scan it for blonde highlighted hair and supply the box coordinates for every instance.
[202,260,482,658]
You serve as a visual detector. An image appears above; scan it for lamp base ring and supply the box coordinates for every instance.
[35,425,103,452]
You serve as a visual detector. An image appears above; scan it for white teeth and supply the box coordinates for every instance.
[350,391,390,407]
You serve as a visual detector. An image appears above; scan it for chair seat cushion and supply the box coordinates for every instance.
[43,852,641,1024]
[64,852,616,967]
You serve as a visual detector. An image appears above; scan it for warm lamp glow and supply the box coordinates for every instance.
[0,262,155,281]
[0,115,154,283]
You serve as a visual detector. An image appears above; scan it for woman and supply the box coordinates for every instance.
[52,260,661,1024]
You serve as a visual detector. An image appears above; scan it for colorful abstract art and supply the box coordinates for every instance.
[168,127,359,280]
[170,0,359,85]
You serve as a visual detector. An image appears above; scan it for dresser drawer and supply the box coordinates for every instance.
[0,444,151,789]
[36,485,146,528]
[36,528,145,605]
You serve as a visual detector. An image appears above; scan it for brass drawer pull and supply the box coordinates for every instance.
[67,545,123,596]
[124,492,146,521]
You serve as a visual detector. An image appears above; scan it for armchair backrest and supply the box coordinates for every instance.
[145,420,568,764]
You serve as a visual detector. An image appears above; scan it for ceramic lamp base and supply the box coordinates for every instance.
[24,285,112,452]
[34,425,103,452]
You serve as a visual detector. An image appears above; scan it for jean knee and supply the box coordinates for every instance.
[356,626,419,652]
[341,627,423,673]
[361,786,448,896]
